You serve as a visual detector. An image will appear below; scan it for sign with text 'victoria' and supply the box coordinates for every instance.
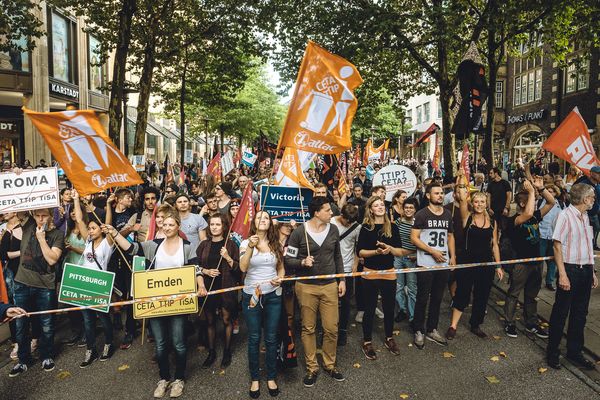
[132,266,198,319]
[0,167,60,213]
[260,185,313,223]
[59,263,115,313]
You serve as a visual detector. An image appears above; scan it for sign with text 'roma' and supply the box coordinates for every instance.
[59,263,115,313]
[0,167,60,213]
[132,266,197,319]
[372,165,418,202]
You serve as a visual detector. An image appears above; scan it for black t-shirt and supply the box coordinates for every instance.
[357,223,401,270]
[487,179,512,213]
[506,209,542,260]
[444,203,465,254]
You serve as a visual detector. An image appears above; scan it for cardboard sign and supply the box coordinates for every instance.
[58,263,115,313]
[372,165,418,201]
[0,167,60,213]
[260,185,313,222]
[132,266,197,319]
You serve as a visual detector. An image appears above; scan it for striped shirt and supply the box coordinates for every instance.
[396,219,416,251]
[552,205,594,265]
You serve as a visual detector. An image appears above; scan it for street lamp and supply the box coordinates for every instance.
[122,83,139,157]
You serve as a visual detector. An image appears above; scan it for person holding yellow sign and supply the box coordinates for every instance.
[106,212,207,399]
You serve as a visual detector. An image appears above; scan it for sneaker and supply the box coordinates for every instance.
[470,326,487,338]
[426,329,448,346]
[505,324,518,338]
[154,379,171,398]
[100,344,114,361]
[80,350,98,368]
[384,338,400,355]
[220,349,232,368]
[30,338,38,353]
[362,342,377,360]
[63,334,80,346]
[120,333,134,350]
[202,349,216,369]
[42,358,56,372]
[375,307,384,319]
[355,311,364,324]
[9,363,27,378]
[232,319,240,335]
[169,379,185,398]
[566,353,596,370]
[10,343,18,360]
[445,327,457,340]
[414,331,425,350]
[77,337,87,348]
[526,324,549,339]
[303,371,318,387]
[323,367,345,382]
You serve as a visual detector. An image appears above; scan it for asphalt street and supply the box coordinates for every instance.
[0,287,598,400]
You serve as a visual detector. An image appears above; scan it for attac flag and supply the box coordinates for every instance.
[274,147,316,191]
[450,42,488,140]
[542,108,599,175]
[461,143,471,183]
[413,123,440,147]
[231,181,255,246]
[278,41,363,154]
[24,108,143,196]
[207,152,222,183]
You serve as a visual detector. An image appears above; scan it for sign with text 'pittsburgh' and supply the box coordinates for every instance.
[260,185,313,223]
[132,266,197,319]
[59,263,115,313]
[0,167,60,213]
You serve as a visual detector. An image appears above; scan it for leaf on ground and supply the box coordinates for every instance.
[56,370,71,379]
[492,335,501,340]
[499,352,507,358]
[408,343,413,347]
[443,352,455,358]
[393,330,400,336]
[540,322,549,328]
[117,364,130,371]
[495,300,505,306]
[498,316,506,321]
[353,362,361,369]
[490,356,500,362]
[486,376,500,384]
[351,324,356,328]
[376,349,382,353]
[538,367,548,374]
[515,317,521,321]
[400,394,410,399]
[219,369,226,375]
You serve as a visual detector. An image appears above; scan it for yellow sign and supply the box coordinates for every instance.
[133,266,197,319]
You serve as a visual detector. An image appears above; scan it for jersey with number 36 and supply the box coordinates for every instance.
[412,207,454,267]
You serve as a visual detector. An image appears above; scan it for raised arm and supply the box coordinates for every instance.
[72,191,89,238]
[514,180,535,226]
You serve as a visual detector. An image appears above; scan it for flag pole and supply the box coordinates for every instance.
[296,176,311,258]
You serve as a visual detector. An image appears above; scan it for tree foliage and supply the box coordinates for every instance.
[0,0,44,53]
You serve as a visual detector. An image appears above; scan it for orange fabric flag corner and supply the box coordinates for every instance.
[23,108,143,195]
[278,41,363,155]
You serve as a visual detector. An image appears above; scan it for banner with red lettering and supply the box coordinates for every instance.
[542,108,599,175]
[461,143,471,183]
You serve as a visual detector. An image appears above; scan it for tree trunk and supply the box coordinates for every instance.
[133,36,157,155]
[108,0,137,144]
[179,50,188,169]
[483,58,498,166]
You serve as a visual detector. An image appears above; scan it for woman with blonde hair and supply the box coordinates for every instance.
[446,190,502,340]
[356,196,412,360]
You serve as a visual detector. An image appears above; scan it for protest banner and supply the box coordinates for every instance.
[0,167,60,213]
[58,263,115,313]
[132,265,198,319]
[221,150,235,176]
[242,150,258,167]
[131,155,146,172]
[260,185,313,223]
[372,165,418,201]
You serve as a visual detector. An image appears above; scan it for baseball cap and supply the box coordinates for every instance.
[591,166,600,174]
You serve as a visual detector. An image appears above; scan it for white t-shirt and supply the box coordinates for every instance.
[305,224,330,247]
[240,239,279,295]
[154,239,185,269]
[81,238,114,271]
[331,218,359,273]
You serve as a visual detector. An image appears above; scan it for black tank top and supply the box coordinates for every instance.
[463,215,494,263]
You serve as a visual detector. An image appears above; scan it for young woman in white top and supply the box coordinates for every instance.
[240,211,284,398]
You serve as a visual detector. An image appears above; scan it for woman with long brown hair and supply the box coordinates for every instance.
[240,211,285,398]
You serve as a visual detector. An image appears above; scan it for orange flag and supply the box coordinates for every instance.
[274,147,316,191]
[542,108,599,175]
[207,153,222,183]
[24,108,143,195]
[278,41,363,154]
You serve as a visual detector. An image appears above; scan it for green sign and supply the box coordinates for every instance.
[59,263,115,313]
[133,256,146,272]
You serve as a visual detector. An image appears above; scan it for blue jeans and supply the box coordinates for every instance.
[540,239,556,285]
[149,315,187,380]
[3,267,16,341]
[395,256,417,320]
[14,282,55,363]
[242,290,282,381]
[82,309,113,351]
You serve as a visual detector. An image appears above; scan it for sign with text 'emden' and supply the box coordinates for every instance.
[0,167,60,213]
[132,266,197,319]
[59,263,115,313]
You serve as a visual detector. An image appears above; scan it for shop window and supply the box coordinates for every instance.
[49,11,78,84]
[88,35,107,93]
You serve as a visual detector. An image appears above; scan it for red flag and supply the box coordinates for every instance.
[231,181,255,246]
[461,143,471,183]
[0,259,8,304]
[432,133,441,174]
[207,153,222,183]
[413,123,440,147]
[542,108,599,175]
